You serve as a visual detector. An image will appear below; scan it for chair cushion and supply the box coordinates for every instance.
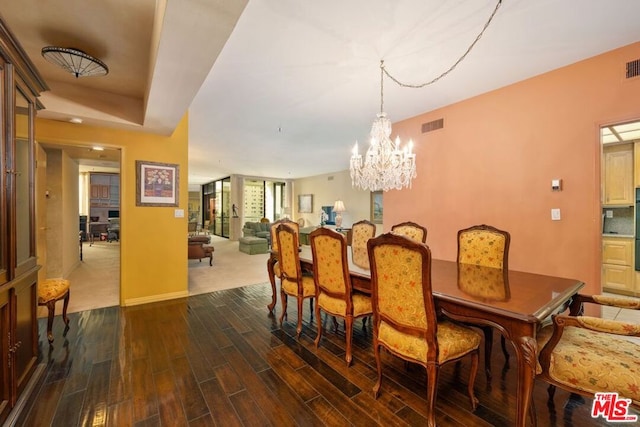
[318,292,372,317]
[378,319,481,364]
[546,325,640,405]
[282,276,315,297]
[38,278,70,303]
[189,235,211,244]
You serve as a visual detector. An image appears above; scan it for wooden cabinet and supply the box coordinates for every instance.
[0,18,47,425]
[634,141,640,187]
[89,173,119,207]
[602,237,635,294]
[602,143,634,206]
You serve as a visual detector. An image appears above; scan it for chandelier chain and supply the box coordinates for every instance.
[382,0,502,89]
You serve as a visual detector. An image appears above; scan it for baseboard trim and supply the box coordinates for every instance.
[5,363,47,426]
[123,290,189,307]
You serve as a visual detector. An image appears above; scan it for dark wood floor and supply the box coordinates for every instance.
[19,283,637,426]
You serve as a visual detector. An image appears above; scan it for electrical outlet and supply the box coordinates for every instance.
[606,210,613,218]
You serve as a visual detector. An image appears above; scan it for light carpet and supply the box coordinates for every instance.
[38,235,271,317]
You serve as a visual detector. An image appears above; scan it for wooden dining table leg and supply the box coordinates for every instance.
[511,330,537,427]
[267,255,278,313]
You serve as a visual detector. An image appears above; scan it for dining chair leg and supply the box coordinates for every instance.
[373,342,383,398]
[425,364,439,427]
[345,315,353,366]
[500,335,510,363]
[296,296,304,338]
[482,326,493,378]
[314,305,323,348]
[279,293,288,326]
[467,350,480,410]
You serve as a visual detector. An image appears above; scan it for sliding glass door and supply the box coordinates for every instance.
[202,177,231,238]
[243,179,285,223]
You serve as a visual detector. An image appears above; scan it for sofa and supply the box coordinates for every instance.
[188,235,214,266]
[242,221,271,239]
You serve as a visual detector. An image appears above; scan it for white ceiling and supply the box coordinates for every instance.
[2,0,640,188]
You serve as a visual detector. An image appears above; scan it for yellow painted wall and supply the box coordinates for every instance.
[35,114,190,305]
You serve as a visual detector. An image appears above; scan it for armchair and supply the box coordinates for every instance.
[538,294,640,409]
[188,235,214,266]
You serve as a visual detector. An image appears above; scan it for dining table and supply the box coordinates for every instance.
[267,245,585,427]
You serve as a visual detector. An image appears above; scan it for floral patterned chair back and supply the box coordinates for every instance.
[270,218,299,253]
[367,233,482,425]
[275,223,315,338]
[391,221,427,243]
[457,224,510,269]
[350,219,376,268]
[310,227,372,365]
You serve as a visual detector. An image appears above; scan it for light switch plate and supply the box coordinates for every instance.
[551,208,561,220]
[175,209,184,218]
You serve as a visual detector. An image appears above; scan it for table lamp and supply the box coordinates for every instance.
[282,206,291,219]
[333,200,346,229]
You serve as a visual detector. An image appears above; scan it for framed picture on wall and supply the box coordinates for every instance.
[298,194,313,213]
[371,191,383,224]
[136,160,179,206]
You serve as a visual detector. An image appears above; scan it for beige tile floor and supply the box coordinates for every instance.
[38,235,271,317]
[38,236,640,326]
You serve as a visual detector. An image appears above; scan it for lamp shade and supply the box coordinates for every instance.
[333,200,346,213]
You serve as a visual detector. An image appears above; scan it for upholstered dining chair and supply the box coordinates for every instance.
[391,221,428,243]
[367,233,482,426]
[538,294,640,410]
[350,219,376,269]
[310,227,373,365]
[275,223,315,338]
[270,218,300,278]
[457,223,511,376]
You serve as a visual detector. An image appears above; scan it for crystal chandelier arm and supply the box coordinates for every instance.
[382,0,502,89]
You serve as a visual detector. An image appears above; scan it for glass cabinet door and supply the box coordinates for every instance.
[0,59,6,285]
[14,86,36,277]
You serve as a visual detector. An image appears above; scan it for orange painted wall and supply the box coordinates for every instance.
[386,42,640,295]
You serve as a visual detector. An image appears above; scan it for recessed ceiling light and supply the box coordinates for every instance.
[69,117,83,124]
[92,146,104,151]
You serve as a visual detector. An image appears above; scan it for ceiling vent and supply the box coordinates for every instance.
[626,59,640,79]
[422,118,444,133]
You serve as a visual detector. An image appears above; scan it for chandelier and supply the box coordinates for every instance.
[349,0,502,192]
[350,61,415,192]
[41,46,109,78]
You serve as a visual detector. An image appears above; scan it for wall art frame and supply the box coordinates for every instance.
[298,194,313,213]
[136,160,179,206]
[371,191,383,224]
